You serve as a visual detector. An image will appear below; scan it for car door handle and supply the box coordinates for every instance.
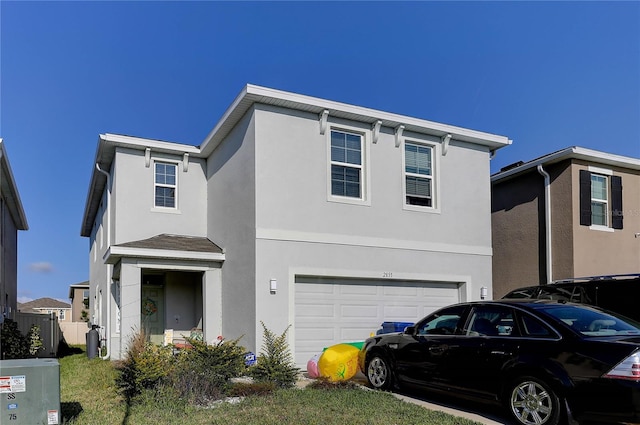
[490,350,510,355]
[429,346,446,354]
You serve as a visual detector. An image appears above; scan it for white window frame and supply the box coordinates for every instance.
[402,139,440,213]
[58,309,66,320]
[588,166,613,232]
[327,126,371,206]
[153,160,178,210]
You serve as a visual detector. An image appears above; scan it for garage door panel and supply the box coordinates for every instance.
[295,277,460,366]
[341,304,378,318]
[383,305,421,319]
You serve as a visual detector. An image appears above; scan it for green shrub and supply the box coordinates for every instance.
[249,321,300,388]
[0,319,28,359]
[115,330,175,401]
[27,324,44,356]
[166,336,247,403]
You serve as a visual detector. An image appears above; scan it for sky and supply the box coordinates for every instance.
[1,1,639,304]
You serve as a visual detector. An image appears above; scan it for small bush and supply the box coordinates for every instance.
[249,322,300,388]
[0,319,28,359]
[165,336,248,404]
[116,330,175,401]
[27,324,44,356]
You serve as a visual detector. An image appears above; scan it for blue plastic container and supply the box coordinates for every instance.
[378,321,414,334]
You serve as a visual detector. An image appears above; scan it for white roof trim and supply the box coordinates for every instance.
[104,245,226,265]
[0,139,28,230]
[492,146,640,182]
[199,84,512,157]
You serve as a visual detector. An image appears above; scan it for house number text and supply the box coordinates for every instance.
[383,272,393,278]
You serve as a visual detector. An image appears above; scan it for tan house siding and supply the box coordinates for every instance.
[547,161,574,281]
[571,161,640,276]
[492,170,545,297]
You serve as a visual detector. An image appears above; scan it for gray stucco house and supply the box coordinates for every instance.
[81,84,511,363]
[0,139,29,323]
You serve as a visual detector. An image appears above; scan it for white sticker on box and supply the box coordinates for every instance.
[0,376,25,393]
[48,409,59,424]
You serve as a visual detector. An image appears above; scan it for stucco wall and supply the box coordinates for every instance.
[0,196,19,319]
[572,161,640,275]
[206,110,258,351]
[252,104,495,347]
[112,147,208,244]
[491,170,545,297]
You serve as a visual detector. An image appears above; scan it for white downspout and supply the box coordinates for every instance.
[96,163,111,359]
[537,165,552,283]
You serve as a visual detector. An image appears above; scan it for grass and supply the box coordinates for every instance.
[60,348,483,425]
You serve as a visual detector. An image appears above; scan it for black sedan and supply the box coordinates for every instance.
[359,300,640,425]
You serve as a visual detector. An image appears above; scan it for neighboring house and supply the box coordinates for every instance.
[81,84,511,363]
[491,147,640,298]
[18,297,71,323]
[0,139,29,322]
[68,281,90,322]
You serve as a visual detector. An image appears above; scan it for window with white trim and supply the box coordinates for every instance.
[154,162,177,208]
[579,168,623,230]
[590,174,608,226]
[404,142,434,207]
[58,309,66,320]
[330,130,362,199]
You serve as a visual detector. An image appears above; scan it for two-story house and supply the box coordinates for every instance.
[491,146,640,298]
[0,139,29,323]
[81,84,511,363]
[68,281,90,322]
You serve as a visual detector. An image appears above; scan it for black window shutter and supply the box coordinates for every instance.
[579,170,592,226]
[611,175,623,229]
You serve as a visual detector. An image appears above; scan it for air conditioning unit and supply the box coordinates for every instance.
[0,358,60,424]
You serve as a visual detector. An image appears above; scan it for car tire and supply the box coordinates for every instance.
[365,354,393,390]
[508,376,563,425]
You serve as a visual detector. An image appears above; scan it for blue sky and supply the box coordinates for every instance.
[1,1,639,303]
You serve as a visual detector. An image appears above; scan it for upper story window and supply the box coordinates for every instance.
[154,162,177,208]
[58,309,66,320]
[403,142,435,209]
[579,168,622,230]
[330,130,363,199]
[590,174,608,226]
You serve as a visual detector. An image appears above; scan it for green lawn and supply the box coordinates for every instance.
[59,349,483,425]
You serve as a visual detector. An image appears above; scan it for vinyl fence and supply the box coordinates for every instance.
[59,321,91,345]
[15,312,61,358]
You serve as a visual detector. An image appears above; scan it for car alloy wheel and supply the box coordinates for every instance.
[509,376,561,425]
[366,355,391,390]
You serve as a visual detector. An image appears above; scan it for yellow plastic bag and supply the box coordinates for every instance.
[318,343,360,381]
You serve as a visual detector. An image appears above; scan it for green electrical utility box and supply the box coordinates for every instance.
[0,358,61,424]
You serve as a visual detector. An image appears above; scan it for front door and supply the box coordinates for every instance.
[141,285,165,345]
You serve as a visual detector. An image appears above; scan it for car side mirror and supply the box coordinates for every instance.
[404,326,415,335]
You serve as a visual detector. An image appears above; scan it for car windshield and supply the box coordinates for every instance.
[540,305,640,336]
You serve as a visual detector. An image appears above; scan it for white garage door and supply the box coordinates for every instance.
[294,276,461,366]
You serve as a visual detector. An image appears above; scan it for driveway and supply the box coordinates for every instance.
[351,374,512,425]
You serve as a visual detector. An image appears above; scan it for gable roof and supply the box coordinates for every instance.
[19,297,71,311]
[0,139,28,230]
[69,281,89,299]
[491,146,640,183]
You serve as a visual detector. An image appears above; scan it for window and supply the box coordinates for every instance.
[579,169,623,229]
[416,305,466,335]
[83,290,90,309]
[58,309,66,320]
[590,174,608,226]
[330,130,362,199]
[404,142,434,208]
[154,162,177,208]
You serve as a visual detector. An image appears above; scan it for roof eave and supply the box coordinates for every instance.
[199,84,512,157]
[104,245,226,265]
[491,146,640,183]
[0,139,29,230]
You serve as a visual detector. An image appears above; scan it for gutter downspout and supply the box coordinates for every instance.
[96,163,111,360]
[537,165,552,283]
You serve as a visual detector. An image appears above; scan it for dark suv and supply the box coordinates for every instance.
[502,274,640,322]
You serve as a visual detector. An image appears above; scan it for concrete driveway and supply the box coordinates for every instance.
[351,374,512,425]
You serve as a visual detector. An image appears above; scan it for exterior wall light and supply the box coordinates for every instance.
[480,286,488,300]
[270,278,277,294]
